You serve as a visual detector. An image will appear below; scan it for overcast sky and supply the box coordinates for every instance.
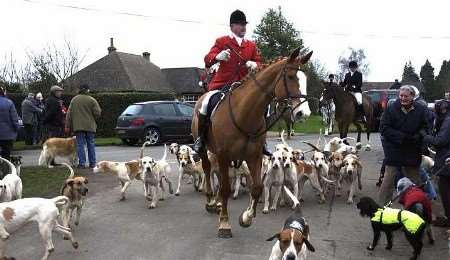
[2,0,450,81]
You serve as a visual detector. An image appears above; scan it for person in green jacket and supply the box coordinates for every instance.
[66,84,101,168]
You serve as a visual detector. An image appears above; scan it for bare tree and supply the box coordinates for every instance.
[337,47,370,82]
[27,39,87,85]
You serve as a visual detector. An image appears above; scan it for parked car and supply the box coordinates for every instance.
[363,89,399,131]
[115,101,194,146]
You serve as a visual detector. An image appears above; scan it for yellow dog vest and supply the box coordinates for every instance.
[371,208,425,234]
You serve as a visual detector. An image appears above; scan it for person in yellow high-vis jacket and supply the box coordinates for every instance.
[357,196,426,260]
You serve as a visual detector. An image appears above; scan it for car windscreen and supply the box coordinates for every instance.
[121,105,143,116]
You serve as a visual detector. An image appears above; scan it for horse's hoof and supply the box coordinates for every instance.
[72,241,79,249]
[232,196,237,200]
[239,213,252,228]
[119,196,126,201]
[63,236,69,240]
[218,229,232,238]
[175,193,180,196]
[205,203,217,214]
[262,209,269,214]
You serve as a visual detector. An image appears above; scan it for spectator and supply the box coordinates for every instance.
[389,79,402,89]
[35,92,45,144]
[21,93,42,145]
[43,85,65,140]
[66,84,101,168]
[445,91,450,101]
[0,86,19,160]
[422,100,450,227]
[378,85,429,204]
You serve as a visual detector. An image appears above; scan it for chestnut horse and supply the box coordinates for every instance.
[192,48,313,238]
[321,84,374,149]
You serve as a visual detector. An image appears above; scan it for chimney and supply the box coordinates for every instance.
[142,52,150,61]
[107,38,117,54]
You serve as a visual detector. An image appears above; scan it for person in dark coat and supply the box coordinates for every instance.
[43,85,65,139]
[422,100,450,227]
[21,93,42,145]
[341,61,365,121]
[378,85,429,204]
[35,92,45,144]
[0,86,19,160]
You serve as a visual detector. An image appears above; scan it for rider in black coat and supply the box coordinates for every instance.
[341,61,364,121]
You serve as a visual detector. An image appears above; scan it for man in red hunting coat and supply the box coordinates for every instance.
[193,9,269,155]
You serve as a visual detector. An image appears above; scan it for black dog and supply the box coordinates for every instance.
[356,197,426,260]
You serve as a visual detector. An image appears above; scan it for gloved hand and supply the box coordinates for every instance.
[246,61,258,71]
[215,49,231,61]
[446,157,450,164]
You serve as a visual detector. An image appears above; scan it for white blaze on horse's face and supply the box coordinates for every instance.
[292,71,311,122]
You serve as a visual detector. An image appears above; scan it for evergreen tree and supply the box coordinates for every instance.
[253,6,304,61]
[402,61,420,83]
[420,59,436,101]
[435,60,450,100]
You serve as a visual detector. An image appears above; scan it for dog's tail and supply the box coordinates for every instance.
[51,195,70,206]
[140,141,151,159]
[321,175,336,184]
[38,144,48,166]
[280,129,287,146]
[161,144,167,161]
[60,162,75,179]
[0,157,17,176]
[283,186,302,213]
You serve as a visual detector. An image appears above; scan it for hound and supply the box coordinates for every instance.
[38,136,78,167]
[9,155,22,176]
[327,152,345,194]
[263,150,285,214]
[301,142,335,203]
[267,186,316,260]
[0,157,22,202]
[282,149,299,208]
[141,144,173,208]
[176,148,205,195]
[0,196,78,260]
[339,154,362,204]
[92,142,147,201]
[60,163,88,238]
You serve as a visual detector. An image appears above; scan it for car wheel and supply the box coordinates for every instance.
[145,127,161,145]
[121,138,139,146]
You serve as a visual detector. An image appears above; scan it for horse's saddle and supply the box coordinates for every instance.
[207,83,238,119]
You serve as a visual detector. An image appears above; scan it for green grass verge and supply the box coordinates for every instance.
[14,137,122,151]
[270,115,358,134]
[20,166,73,198]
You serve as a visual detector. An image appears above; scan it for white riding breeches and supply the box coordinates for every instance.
[351,92,362,105]
[200,90,221,115]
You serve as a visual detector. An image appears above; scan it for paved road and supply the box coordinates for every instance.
[8,134,450,259]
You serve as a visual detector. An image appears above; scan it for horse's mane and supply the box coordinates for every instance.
[239,56,286,85]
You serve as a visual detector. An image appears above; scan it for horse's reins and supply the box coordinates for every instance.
[224,46,310,140]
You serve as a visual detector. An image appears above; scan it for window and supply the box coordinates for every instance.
[121,105,143,116]
[177,104,194,116]
[152,103,177,116]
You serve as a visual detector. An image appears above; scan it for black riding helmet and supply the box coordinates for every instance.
[349,61,358,68]
[230,10,248,25]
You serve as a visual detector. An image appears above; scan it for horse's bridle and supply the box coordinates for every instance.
[228,62,309,140]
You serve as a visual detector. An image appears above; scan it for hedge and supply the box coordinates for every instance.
[8,92,174,137]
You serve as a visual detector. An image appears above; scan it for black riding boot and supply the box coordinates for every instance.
[193,114,208,154]
[357,104,366,123]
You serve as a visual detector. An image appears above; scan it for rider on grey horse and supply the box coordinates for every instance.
[341,61,366,122]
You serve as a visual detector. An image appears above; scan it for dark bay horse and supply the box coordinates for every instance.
[192,48,313,238]
[321,84,374,149]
